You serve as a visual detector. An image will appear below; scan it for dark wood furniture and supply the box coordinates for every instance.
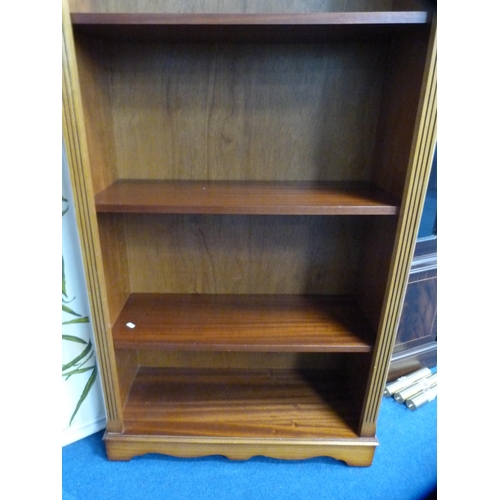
[389,146,437,380]
[389,235,437,380]
[62,0,437,466]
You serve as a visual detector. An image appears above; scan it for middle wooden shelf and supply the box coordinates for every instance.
[95,180,399,215]
[112,293,374,352]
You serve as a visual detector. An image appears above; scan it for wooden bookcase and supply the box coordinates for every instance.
[62,0,436,466]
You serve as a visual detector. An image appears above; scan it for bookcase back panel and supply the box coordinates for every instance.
[103,41,386,182]
[137,350,345,370]
[69,1,394,14]
[121,214,369,295]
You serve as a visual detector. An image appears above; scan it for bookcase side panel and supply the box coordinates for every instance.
[359,19,436,437]
[73,34,119,195]
[371,25,432,200]
[63,0,124,432]
[96,214,131,325]
[73,27,132,328]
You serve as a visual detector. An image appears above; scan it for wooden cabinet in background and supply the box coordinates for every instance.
[389,236,437,381]
[62,0,437,466]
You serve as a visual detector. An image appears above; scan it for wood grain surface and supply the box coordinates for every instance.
[63,0,437,464]
[85,39,386,183]
[104,432,377,464]
[123,367,359,439]
[112,293,374,352]
[123,214,368,296]
[95,180,399,215]
[69,0,393,15]
[71,11,430,27]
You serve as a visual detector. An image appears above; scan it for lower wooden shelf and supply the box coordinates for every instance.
[123,367,358,438]
[104,366,378,465]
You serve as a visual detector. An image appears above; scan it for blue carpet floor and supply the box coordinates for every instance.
[62,383,437,500]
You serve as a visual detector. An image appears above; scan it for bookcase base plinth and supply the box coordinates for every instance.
[104,433,378,466]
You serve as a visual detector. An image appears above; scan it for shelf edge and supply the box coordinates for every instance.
[71,12,431,26]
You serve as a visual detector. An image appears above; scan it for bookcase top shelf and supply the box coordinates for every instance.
[72,12,431,25]
[71,11,431,41]
[95,180,399,215]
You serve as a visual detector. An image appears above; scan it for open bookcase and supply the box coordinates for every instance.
[62,0,436,466]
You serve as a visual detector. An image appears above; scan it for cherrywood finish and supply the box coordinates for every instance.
[63,0,124,432]
[95,180,399,215]
[71,12,430,43]
[106,364,378,464]
[122,367,359,438]
[112,294,374,352]
[137,350,351,371]
[356,217,399,332]
[371,27,432,200]
[358,17,436,437]
[72,33,118,196]
[104,433,378,465]
[122,214,369,296]
[72,12,430,26]
[355,24,432,332]
[95,214,129,325]
[62,0,437,465]
[68,0,393,14]
[114,349,138,408]
[80,40,386,184]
